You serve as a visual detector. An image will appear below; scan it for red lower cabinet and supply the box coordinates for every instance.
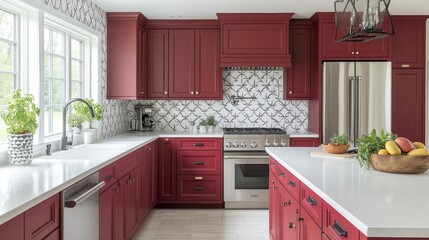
[0,214,24,240]
[323,203,359,240]
[24,194,60,240]
[279,184,300,240]
[177,175,221,201]
[269,171,280,240]
[100,183,118,240]
[300,208,321,240]
[290,138,321,147]
[158,138,177,202]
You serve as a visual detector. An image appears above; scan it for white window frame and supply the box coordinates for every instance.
[41,16,92,140]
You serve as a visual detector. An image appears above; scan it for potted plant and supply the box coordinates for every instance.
[68,114,85,134]
[73,98,104,144]
[199,119,208,133]
[206,116,217,133]
[1,89,40,165]
[321,134,350,154]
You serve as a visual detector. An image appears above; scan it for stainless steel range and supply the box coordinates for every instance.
[223,128,289,209]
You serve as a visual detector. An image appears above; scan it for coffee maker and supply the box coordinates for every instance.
[131,104,155,131]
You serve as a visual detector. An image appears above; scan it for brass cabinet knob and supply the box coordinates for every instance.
[195,91,199,95]
[164,91,168,95]
[402,64,410,68]
[352,52,355,55]
[165,138,169,142]
[289,91,292,94]
[191,91,194,95]
[356,51,359,55]
[140,92,144,95]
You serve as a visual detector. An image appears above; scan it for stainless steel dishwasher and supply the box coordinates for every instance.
[63,172,105,240]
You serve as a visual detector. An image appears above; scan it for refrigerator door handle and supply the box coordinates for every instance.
[355,76,361,146]
[348,76,355,143]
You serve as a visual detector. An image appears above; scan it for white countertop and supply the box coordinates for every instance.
[0,130,224,225]
[266,147,429,238]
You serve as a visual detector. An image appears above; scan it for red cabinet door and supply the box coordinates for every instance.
[116,176,127,240]
[147,142,157,208]
[158,138,177,202]
[148,29,169,98]
[177,175,222,201]
[24,194,60,240]
[279,185,299,240]
[354,38,390,59]
[321,22,354,59]
[0,214,24,240]
[392,69,425,143]
[107,13,146,100]
[286,27,311,99]
[323,203,359,240]
[269,171,279,240]
[391,17,426,69]
[125,168,140,239]
[195,29,222,99]
[290,138,321,147]
[168,30,195,98]
[100,184,117,240]
[138,147,149,222]
[137,23,147,99]
[300,207,322,240]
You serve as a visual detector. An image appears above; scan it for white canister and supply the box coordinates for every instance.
[83,128,98,144]
[199,125,207,133]
[207,126,214,133]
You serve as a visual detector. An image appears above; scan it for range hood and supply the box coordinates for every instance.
[217,13,294,68]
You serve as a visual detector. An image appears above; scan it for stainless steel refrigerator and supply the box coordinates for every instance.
[323,62,392,146]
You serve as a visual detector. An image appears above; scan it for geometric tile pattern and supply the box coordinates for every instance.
[44,0,129,139]
[129,69,308,132]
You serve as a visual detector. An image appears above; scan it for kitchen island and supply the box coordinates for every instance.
[266,147,429,238]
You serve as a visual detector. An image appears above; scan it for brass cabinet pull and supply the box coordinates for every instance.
[351,52,355,55]
[164,91,168,95]
[139,92,144,95]
[195,91,199,95]
[355,51,359,55]
[195,176,203,180]
[191,91,194,95]
[402,64,410,68]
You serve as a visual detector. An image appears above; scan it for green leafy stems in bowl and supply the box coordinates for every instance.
[357,129,396,169]
[330,134,348,145]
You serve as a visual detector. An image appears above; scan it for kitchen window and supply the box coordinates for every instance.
[0,8,18,144]
[43,21,90,137]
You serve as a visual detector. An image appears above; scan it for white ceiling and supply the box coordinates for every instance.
[91,0,429,19]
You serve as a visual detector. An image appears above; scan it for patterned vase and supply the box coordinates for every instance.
[7,134,34,165]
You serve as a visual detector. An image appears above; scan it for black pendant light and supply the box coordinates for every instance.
[334,0,394,42]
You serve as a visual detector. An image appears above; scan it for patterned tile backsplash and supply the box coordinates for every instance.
[128,69,308,132]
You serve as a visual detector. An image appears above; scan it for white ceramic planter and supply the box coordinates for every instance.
[199,126,207,133]
[207,126,214,133]
[83,128,98,144]
[7,134,34,165]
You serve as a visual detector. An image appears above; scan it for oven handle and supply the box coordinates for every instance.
[224,155,269,160]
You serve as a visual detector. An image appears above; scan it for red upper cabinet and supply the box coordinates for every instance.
[217,13,293,67]
[147,29,169,98]
[147,21,222,100]
[392,69,425,143]
[391,16,427,69]
[286,20,312,100]
[168,30,196,98]
[313,13,390,60]
[195,29,222,99]
[107,13,148,100]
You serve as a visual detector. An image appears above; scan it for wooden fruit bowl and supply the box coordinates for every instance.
[370,154,429,174]
[321,144,350,154]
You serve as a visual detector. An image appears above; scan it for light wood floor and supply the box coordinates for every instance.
[132,209,269,240]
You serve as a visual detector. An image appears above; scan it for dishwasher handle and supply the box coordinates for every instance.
[65,181,105,208]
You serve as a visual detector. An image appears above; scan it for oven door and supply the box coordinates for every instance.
[224,152,269,208]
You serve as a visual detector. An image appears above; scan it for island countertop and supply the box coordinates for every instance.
[266,147,429,238]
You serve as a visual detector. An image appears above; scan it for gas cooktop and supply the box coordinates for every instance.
[223,128,286,135]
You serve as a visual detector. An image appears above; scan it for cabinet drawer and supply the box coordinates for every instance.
[177,151,221,174]
[176,138,222,151]
[44,228,60,240]
[177,175,221,201]
[278,165,300,201]
[301,183,323,228]
[24,194,60,240]
[269,157,278,175]
[323,203,359,240]
[99,162,118,192]
[118,151,138,179]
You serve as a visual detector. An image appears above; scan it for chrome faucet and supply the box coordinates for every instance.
[61,98,95,150]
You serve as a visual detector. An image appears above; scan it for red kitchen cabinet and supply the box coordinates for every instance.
[300,208,322,240]
[0,214,24,240]
[116,175,127,240]
[147,26,222,100]
[158,138,177,202]
[301,183,323,228]
[24,194,60,240]
[279,184,300,240]
[323,203,359,240]
[148,29,169,98]
[391,16,427,69]
[147,142,157,209]
[100,183,118,240]
[125,168,140,240]
[320,21,354,59]
[286,21,312,100]
[177,175,221,201]
[290,138,321,147]
[177,150,221,175]
[138,141,158,222]
[392,69,425,143]
[269,171,280,240]
[100,162,118,193]
[107,13,148,100]
[168,29,195,98]
[195,29,222,99]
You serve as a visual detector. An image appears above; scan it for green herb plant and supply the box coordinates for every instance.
[73,98,104,128]
[206,116,217,127]
[357,129,396,169]
[68,114,85,128]
[330,134,348,145]
[0,89,40,134]
[199,119,208,127]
